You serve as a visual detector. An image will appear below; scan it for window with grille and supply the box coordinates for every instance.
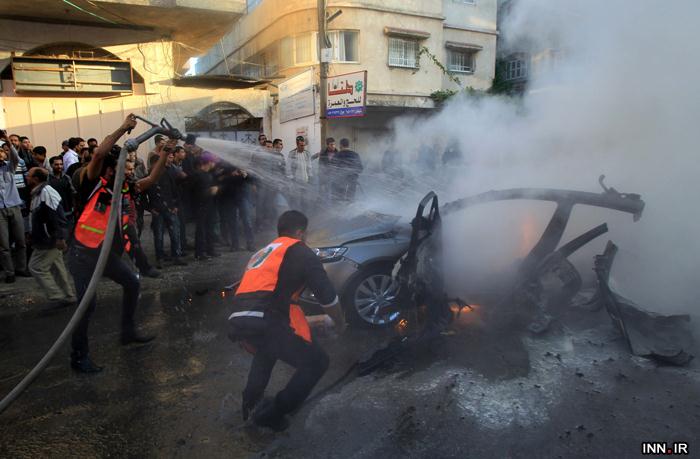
[506,58,528,80]
[328,31,359,62]
[388,37,418,68]
[448,50,475,73]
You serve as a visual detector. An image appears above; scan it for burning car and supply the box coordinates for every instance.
[303,177,646,330]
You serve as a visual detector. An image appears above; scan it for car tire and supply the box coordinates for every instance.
[342,264,401,328]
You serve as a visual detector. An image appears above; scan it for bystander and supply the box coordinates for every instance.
[287,136,312,211]
[25,167,76,306]
[191,152,220,260]
[331,138,364,203]
[0,134,28,283]
[312,137,337,205]
[147,150,186,267]
[48,156,75,231]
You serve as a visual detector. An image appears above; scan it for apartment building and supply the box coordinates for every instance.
[197,0,498,154]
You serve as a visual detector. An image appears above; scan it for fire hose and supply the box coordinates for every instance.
[0,117,183,415]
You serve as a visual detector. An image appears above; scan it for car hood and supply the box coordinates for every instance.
[306,211,402,248]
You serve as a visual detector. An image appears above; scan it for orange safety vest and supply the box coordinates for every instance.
[74,177,131,252]
[235,236,311,343]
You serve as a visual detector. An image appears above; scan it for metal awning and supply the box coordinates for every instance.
[172,75,270,90]
[445,41,483,51]
[383,27,431,40]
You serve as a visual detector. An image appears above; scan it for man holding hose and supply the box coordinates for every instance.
[68,114,170,373]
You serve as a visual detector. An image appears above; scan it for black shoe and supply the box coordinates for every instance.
[143,267,161,278]
[5,274,15,284]
[252,398,289,432]
[15,270,31,278]
[121,330,156,346]
[71,354,103,374]
[173,257,188,266]
[242,396,262,421]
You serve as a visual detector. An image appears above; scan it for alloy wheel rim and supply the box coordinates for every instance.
[354,274,400,325]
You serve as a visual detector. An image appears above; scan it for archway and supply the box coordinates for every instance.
[185,102,262,143]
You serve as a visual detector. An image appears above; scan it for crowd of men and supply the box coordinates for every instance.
[0,120,365,305]
[0,115,363,430]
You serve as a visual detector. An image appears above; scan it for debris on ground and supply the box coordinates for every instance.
[593,241,694,365]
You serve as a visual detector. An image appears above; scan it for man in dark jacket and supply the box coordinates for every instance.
[312,137,337,205]
[147,151,186,266]
[26,167,76,305]
[219,163,255,252]
[330,138,363,202]
[48,156,75,231]
[124,160,160,278]
[191,152,219,260]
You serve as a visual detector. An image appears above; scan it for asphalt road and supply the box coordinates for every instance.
[1,271,699,458]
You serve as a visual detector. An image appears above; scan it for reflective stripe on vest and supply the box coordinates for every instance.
[235,237,301,294]
[74,177,130,250]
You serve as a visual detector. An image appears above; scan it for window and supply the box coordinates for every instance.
[276,33,318,70]
[506,58,528,80]
[295,33,313,64]
[328,31,359,62]
[388,37,418,68]
[280,37,293,69]
[448,50,475,73]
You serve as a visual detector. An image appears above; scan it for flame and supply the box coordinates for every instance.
[519,214,539,256]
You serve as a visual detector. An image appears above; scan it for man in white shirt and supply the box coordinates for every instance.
[62,137,81,171]
[287,136,312,212]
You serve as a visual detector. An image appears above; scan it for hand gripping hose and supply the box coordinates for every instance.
[0,118,183,415]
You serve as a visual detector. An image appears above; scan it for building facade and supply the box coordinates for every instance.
[197,0,498,155]
[0,0,270,156]
[495,0,562,95]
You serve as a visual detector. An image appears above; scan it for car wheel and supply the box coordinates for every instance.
[343,265,401,328]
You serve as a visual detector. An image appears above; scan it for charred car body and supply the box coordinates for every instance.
[304,177,694,370]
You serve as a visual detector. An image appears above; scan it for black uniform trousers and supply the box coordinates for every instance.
[68,245,140,356]
[237,318,330,415]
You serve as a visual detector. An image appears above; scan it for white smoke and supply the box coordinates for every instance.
[197,0,699,315]
[386,0,700,314]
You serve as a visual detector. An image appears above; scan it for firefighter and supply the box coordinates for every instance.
[228,210,346,431]
[68,114,170,373]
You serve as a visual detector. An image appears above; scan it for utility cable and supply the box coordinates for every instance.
[60,0,118,25]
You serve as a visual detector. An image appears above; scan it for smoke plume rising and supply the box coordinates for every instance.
[385,0,700,313]
[199,0,699,315]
